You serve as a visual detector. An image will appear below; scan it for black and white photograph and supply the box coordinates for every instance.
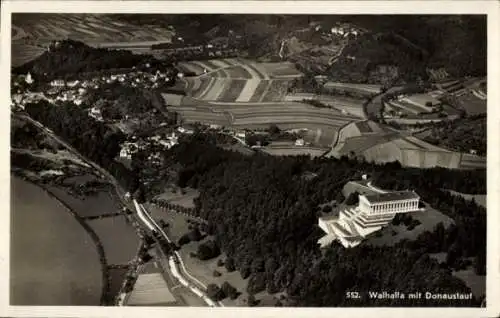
[2,1,499,317]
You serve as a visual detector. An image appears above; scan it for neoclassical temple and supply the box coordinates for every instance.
[318,183,421,248]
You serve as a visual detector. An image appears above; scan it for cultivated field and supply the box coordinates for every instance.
[329,125,480,169]
[180,58,302,103]
[11,43,46,67]
[12,14,174,46]
[11,177,102,305]
[167,98,361,147]
[261,141,327,157]
[323,81,382,96]
[362,141,463,169]
[86,215,141,265]
[11,13,174,66]
[127,273,177,306]
[284,94,366,118]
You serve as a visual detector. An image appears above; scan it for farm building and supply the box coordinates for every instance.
[318,180,422,248]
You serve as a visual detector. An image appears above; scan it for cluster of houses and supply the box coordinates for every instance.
[119,129,191,162]
[309,21,362,38]
[49,67,172,91]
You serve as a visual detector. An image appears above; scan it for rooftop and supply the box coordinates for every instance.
[362,191,419,204]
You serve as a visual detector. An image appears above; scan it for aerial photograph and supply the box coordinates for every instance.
[10,13,487,308]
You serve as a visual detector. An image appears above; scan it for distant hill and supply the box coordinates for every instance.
[329,15,486,82]
[12,39,164,80]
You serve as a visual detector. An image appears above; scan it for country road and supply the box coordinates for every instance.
[16,113,220,307]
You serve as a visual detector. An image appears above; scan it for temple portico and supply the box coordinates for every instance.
[318,186,422,248]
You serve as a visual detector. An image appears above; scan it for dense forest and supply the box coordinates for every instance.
[350,15,486,77]
[420,115,487,156]
[161,134,485,306]
[12,39,164,80]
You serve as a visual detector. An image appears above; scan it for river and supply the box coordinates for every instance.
[10,176,102,305]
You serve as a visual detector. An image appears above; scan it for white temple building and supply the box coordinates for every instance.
[318,183,421,248]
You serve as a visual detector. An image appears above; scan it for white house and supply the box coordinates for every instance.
[25,72,34,84]
[236,132,246,139]
[177,127,193,134]
[295,138,305,146]
[50,79,65,87]
[120,148,132,160]
[89,107,103,121]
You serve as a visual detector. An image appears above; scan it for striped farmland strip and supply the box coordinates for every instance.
[195,77,215,100]
[217,79,247,102]
[208,59,232,69]
[236,79,261,102]
[234,58,267,79]
[249,80,270,102]
[203,78,227,101]
[225,66,253,79]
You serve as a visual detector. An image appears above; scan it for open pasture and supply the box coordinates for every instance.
[12,14,174,46]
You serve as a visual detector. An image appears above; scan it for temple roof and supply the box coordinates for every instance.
[362,191,419,204]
